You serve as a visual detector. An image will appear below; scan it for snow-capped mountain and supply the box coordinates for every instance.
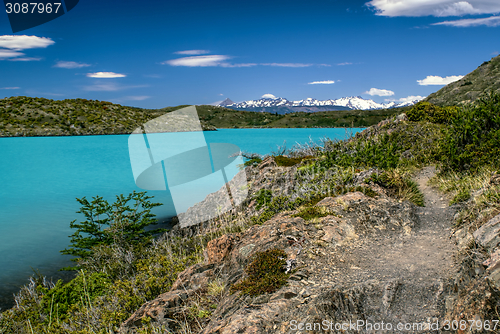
[218,98,235,107]
[218,96,422,113]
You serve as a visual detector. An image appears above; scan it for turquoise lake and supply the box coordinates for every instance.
[0,128,363,309]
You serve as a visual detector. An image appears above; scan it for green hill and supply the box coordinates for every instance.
[425,54,500,106]
[0,96,407,137]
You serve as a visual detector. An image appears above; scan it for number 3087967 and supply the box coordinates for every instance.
[5,3,62,14]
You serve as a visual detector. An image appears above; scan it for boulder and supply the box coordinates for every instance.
[205,234,238,264]
[473,214,500,251]
[258,156,277,169]
[395,113,409,122]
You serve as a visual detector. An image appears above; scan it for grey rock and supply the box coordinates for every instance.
[395,113,408,122]
[473,214,500,251]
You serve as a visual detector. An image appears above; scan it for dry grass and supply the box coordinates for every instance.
[430,168,496,205]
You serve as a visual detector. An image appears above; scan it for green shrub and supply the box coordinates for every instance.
[253,189,273,210]
[61,191,162,268]
[251,195,300,225]
[439,93,500,172]
[292,206,330,220]
[274,155,312,167]
[318,122,442,171]
[451,188,471,204]
[40,271,111,320]
[407,102,458,124]
[231,249,290,296]
[370,169,425,206]
[244,157,263,167]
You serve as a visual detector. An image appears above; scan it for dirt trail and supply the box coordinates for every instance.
[120,166,463,333]
[337,166,458,327]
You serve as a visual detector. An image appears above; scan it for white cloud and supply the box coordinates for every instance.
[308,80,335,85]
[436,1,478,16]
[399,95,426,102]
[83,83,147,91]
[364,88,395,96]
[87,72,126,78]
[174,50,210,55]
[164,55,230,67]
[386,95,426,102]
[220,63,257,67]
[433,15,500,26]
[163,55,328,68]
[0,87,20,89]
[0,49,24,59]
[417,75,464,85]
[124,96,151,101]
[8,57,42,61]
[54,61,91,69]
[83,83,121,91]
[366,0,500,17]
[0,35,54,50]
[262,94,276,99]
[337,62,353,66]
[261,63,312,67]
[0,35,54,61]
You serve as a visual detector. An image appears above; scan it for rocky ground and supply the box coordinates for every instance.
[118,163,484,334]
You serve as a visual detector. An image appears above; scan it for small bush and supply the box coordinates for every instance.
[253,189,273,210]
[230,248,290,296]
[451,188,471,204]
[430,168,494,207]
[439,93,500,172]
[251,195,300,225]
[40,271,111,320]
[244,157,262,167]
[292,206,330,220]
[207,279,225,297]
[370,169,425,206]
[274,155,304,167]
[61,191,162,268]
[318,122,442,170]
[407,102,458,124]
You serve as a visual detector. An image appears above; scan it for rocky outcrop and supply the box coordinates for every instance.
[120,183,462,333]
[118,158,500,334]
[473,214,500,252]
[473,214,500,289]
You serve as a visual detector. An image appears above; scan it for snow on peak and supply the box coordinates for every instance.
[218,96,421,110]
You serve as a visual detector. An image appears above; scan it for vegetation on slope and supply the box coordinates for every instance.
[1,95,499,333]
[0,96,408,137]
[0,97,215,137]
[425,54,500,106]
[195,105,408,128]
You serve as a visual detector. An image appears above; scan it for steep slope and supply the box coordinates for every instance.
[426,54,500,106]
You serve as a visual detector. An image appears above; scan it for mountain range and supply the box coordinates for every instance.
[216,96,422,114]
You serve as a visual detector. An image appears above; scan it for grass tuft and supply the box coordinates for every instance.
[230,248,290,296]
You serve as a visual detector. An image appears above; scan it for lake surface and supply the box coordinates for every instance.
[0,128,363,309]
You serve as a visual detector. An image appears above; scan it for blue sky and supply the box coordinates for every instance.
[0,0,499,108]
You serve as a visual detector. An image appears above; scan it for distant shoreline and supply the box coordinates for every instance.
[0,126,370,138]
